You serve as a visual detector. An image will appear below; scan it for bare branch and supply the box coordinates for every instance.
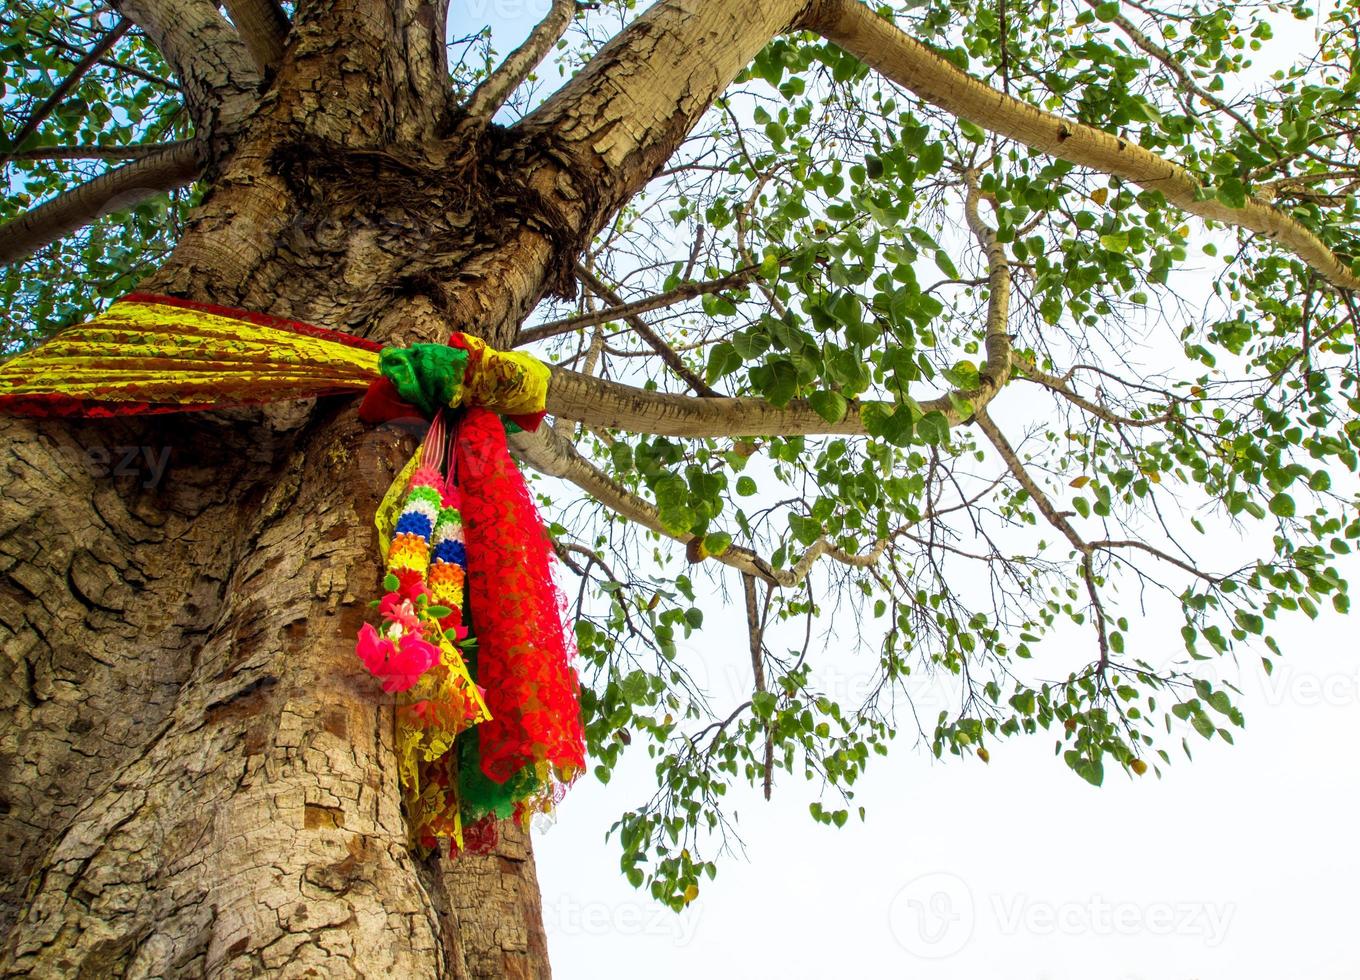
[518,264,759,347]
[1,18,131,166]
[222,0,290,75]
[743,573,775,800]
[463,0,576,119]
[511,421,787,583]
[514,424,997,590]
[571,263,720,397]
[515,422,872,586]
[0,142,202,267]
[803,0,1360,290]
[973,408,1088,555]
[7,21,180,90]
[1011,354,1175,427]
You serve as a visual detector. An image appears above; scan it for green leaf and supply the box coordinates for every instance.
[702,532,732,556]
[915,411,950,445]
[1268,493,1296,518]
[1077,759,1104,786]
[706,342,742,384]
[808,389,849,423]
[1216,178,1247,209]
[958,119,986,143]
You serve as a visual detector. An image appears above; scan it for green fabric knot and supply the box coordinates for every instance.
[378,344,469,418]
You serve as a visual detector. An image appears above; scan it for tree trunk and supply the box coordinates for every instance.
[0,0,815,973]
[0,3,558,972]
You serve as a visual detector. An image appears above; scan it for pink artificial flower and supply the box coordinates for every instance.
[354,624,439,693]
[379,593,420,633]
[355,622,393,676]
[379,633,440,693]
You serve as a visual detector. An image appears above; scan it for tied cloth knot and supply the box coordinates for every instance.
[361,337,550,432]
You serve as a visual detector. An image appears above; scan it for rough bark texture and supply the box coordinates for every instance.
[0,398,556,979]
[0,0,813,975]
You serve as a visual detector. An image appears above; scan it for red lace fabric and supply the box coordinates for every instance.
[454,407,586,785]
[455,814,500,855]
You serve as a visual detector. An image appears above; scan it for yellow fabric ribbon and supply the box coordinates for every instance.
[0,294,551,423]
[0,296,381,409]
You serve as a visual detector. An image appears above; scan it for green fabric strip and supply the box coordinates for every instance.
[378,344,469,417]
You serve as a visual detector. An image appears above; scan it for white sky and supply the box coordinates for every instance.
[466,3,1360,976]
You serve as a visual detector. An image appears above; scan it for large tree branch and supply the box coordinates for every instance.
[448,0,810,341]
[0,142,202,267]
[802,0,1360,291]
[222,0,290,76]
[108,0,259,136]
[543,361,1000,436]
[1,18,131,165]
[962,170,1013,391]
[463,0,576,119]
[5,141,189,162]
[546,366,870,437]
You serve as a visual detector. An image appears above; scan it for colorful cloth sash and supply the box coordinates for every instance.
[0,293,584,854]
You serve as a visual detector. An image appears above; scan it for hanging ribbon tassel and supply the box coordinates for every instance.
[456,407,586,786]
